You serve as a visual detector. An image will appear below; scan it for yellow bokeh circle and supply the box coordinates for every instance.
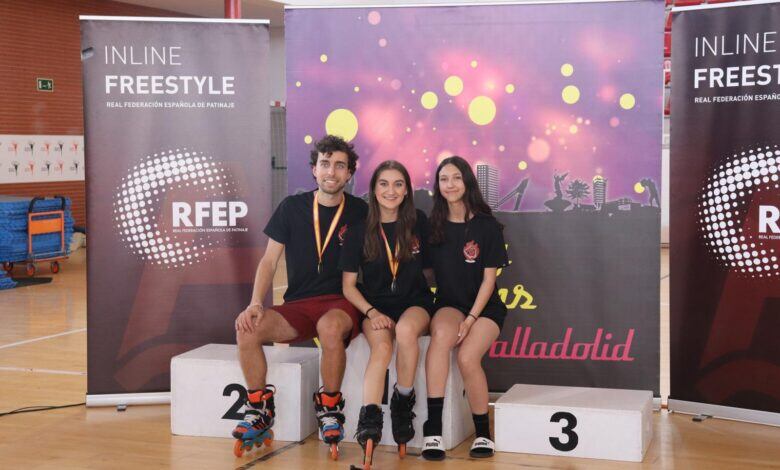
[444,76,464,96]
[505,84,515,94]
[470,60,478,68]
[517,161,528,170]
[569,125,578,134]
[354,86,360,92]
[634,182,645,193]
[295,81,302,88]
[320,54,328,63]
[421,91,439,110]
[325,109,359,141]
[561,63,574,77]
[620,93,636,110]
[304,135,313,144]
[468,96,496,126]
[562,85,580,105]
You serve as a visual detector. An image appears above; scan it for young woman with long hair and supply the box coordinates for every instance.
[340,160,434,468]
[422,155,508,460]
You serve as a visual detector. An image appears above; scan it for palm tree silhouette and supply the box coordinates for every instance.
[566,179,590,208]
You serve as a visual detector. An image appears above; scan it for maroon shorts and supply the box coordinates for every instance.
[271,294,362,345]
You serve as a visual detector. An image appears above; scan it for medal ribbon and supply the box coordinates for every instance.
[379,224,400,291]
[313,191,345,273]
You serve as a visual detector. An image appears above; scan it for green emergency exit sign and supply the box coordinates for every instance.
[37,78,53,92]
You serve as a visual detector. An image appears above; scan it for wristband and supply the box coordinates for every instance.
[467,313,479,322]
[365,307,376,317]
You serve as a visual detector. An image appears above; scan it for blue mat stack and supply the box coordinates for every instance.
[0,269,16,289]
[0,196,74,282]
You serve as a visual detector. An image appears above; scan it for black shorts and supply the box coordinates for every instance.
[372,296,435,322]
[432,300,507,330]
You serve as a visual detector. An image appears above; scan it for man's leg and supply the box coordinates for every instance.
[236,309,298,390]
[315,308,354,392]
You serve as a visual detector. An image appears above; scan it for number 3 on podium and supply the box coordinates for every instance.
[549,411,578,451]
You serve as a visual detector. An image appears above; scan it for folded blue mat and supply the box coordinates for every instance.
[0,196,74,264]
[0,269,16,290]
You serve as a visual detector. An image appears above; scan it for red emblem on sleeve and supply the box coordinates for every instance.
[463,240,479,263]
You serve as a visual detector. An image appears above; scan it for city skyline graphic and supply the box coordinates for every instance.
[285,2,662,212]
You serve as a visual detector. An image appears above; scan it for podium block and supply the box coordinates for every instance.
[171,344,319,442]
[495,384,653,462]
[320,335,474,450]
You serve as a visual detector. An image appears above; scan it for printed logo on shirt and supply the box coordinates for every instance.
[463,240,479,263]
[411,236,421,255]
[338,224,348,246]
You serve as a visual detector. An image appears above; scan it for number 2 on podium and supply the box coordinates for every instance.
[549,411,578,451]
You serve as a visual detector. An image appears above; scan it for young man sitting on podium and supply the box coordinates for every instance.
[232,135,368,455]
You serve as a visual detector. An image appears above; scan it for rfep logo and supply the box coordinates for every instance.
[172,201,248,228]
[697,145,780,278]
[113,148,244,269]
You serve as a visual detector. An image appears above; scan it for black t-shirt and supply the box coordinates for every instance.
[339,210,433,311]
[429,214,508,314]
[264,190,368,302]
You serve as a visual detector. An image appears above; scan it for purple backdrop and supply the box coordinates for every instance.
[285,2,664,394]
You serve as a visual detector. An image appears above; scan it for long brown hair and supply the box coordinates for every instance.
[429,155,499,244]
[364,160,418,263]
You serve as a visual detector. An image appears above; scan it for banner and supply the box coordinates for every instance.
[81,17,271,396]
[0,135,84,183]
[670,1,780,420]
[286,1,662,393]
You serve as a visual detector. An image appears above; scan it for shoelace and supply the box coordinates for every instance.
[243,410,260,423]
[321,415,340,428]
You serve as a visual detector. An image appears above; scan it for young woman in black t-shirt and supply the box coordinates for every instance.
[422,156,508,461]
[340,160,434,464]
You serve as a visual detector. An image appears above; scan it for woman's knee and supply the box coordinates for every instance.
[430,324,457,349]
[370,339,394,364]
[456,348,482,372]
[395,321,421,345]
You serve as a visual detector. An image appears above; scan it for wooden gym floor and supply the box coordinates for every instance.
[1,248,779,469]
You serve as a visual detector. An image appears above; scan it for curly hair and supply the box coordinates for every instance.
[309,135,359,174]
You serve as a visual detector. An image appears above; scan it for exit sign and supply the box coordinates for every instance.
[37,78,53,92]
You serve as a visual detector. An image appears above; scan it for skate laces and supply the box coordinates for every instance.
[392,389,416,420]
[242,407,272,428]
[315,389,345,428]
[321,415,341,429]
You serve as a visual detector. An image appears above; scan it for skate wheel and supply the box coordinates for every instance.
[26,263,35,277]
[50,261,59,274]
[2,262,12,272]
[399,442,406,458]
[364,439,374,469]
[233,440,245,458]
[330,443,339,461]
[263,429,274,447]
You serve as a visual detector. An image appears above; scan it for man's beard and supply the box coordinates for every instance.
[318,179,347,195]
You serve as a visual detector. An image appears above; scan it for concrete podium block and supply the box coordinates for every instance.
[171,344,319,442]
[320,335,474,450]
[495,384,653,462]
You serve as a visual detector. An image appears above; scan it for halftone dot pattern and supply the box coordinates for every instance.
[112,148,236,269]
[697,145,780,278]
